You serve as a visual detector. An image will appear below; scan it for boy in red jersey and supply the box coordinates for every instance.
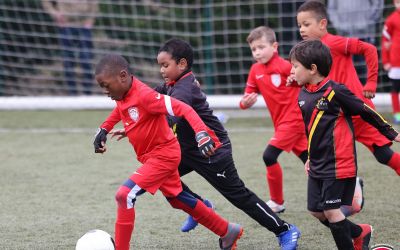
[93,54,243,250]
[296,1,400,175]
[382,0,400,124]
[239,26,308,213]
[290,39,400,250]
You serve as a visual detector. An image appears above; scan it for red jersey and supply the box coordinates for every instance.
[245,53,304,128]
[382,9,400,67]
[321,33,378,107]
[101,77,209,163]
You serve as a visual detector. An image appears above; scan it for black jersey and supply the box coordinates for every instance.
[155,72,231,163]
[298,79,398,179]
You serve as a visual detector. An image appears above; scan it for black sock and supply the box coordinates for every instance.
[345,219,362,238]
[319,219,330,228]
[329,219,354,250]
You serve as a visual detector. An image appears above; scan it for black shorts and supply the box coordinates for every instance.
[307,176,356,212]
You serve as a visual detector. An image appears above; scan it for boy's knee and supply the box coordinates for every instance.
[115,186,131,208]
[263,149,277,166]
[309,211,325,221]
[373,144,393,164]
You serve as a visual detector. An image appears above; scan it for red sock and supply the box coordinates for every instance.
[388,153,400,176]
[391,92,400,113]
[266,163,284,204]
[169,198,228,236]
[115,207,135,250]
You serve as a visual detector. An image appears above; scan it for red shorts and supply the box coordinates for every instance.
[269,123,308,155]
[353,116,392,149]
[131,142,182,197]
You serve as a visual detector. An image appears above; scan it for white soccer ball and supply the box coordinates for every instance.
[76,229,115,250]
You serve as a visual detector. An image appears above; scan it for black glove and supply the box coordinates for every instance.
[195,131,215,157]
[93,128,108,153]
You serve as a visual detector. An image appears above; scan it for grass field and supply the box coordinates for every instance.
[1,110,399,250]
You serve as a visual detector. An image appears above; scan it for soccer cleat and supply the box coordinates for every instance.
[353,224,372,250]
[219,223,243,250]
[277,224,301,250]
[267,200,286,213]
[181,199,215,232]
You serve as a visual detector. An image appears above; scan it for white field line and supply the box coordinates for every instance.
[0,127,274,134]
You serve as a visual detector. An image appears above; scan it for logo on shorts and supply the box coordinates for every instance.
[316,97,329,111]
[271,74,281,87]
[128,107,139,122]
[371,244,394,250]
[217,171,226,178]
[325,198,341,204]
[299,100,305,107]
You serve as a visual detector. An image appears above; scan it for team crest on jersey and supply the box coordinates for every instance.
[316,97,329,111]
[128,107,139,122]
[271,74,281,87]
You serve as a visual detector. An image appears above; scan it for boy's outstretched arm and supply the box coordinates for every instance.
[351,39,378,99]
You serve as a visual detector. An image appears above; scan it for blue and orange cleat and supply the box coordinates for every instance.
[181,199,215,232]
[219,223,243,250]
[277,224,301,250]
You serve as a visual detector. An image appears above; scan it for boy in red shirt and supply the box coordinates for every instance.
[290,39,400,250]
[239,26,308,213]
[93,54,243,250]
[296,1,400,175]
[382,0,400,124]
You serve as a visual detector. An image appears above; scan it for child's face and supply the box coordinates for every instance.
[297,11,326,40]
[249,36,277,64]
[290,59,312,86]
[157,51,186,83]
[96,70,130,101]
[395,0,400,9]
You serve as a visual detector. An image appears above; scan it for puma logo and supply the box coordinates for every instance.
[217,171,226,178]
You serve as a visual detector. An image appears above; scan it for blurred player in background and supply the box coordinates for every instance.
[42,0,97,95]
[382,0,400,124]
[289,39,400,250]
[93,54,243,250]
[296,1,400,175]
[239,26,308,213]
[241,26,364,217]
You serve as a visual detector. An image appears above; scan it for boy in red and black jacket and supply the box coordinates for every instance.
[289,39,400,250]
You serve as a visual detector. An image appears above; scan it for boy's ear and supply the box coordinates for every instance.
[178,58,188,71]
[119,69,129,82]
[319,18,328,30]
[272,42,279,51]
[310,63,318,74]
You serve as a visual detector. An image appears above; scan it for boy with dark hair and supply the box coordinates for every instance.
[289,39,400,250]
[93,54,243,250]
[296,0,400,175]
[239,26,308,213]
[156,37,301,250]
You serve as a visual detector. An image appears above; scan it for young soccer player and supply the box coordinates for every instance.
[93,54,243,250]
[155,38,301,249]
[296,1,400,175]
[382,0,400,124]
[239,26,308,213]
[111,38,301,249]
[289,39,400,250]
